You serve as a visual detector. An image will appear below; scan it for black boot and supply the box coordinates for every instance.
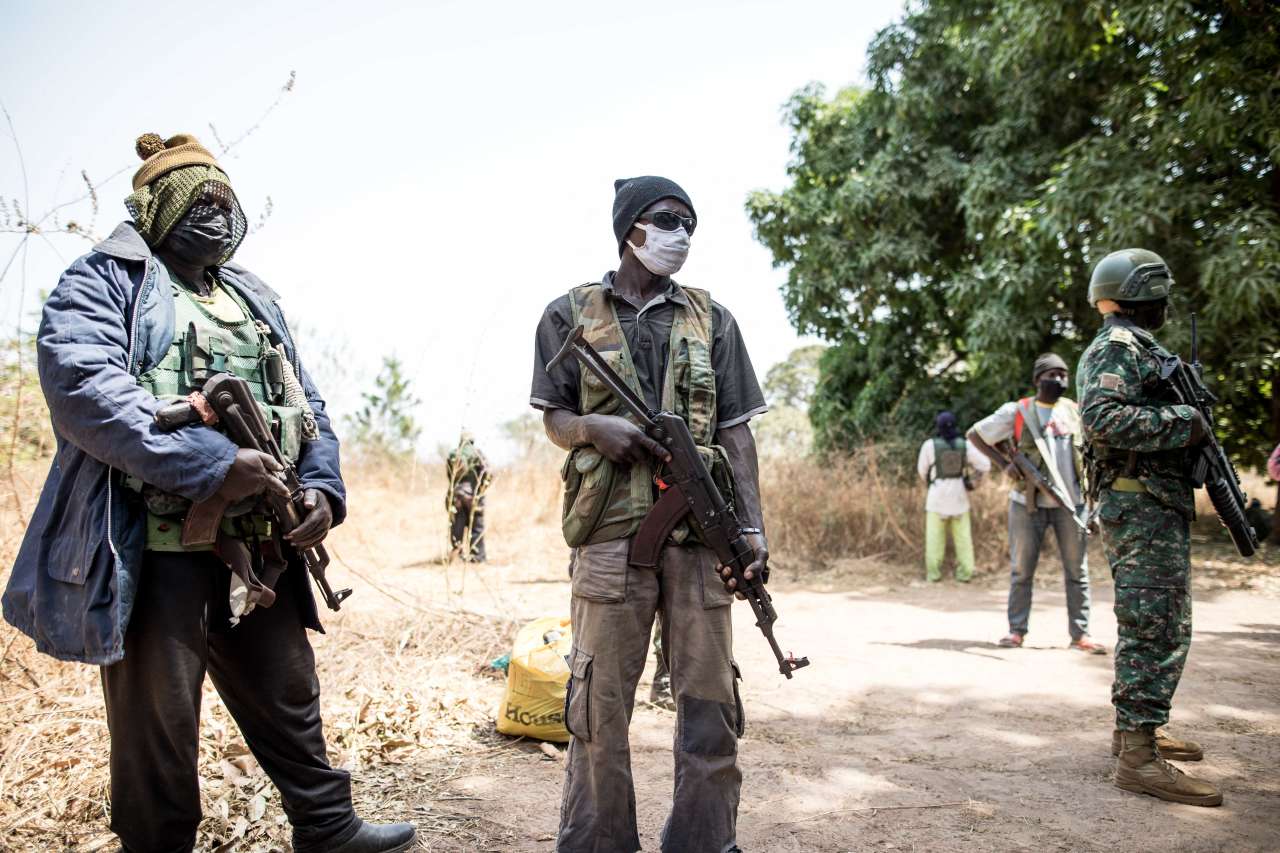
[295,819,417,853]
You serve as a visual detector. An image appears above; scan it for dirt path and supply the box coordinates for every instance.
[327,534,1280,853]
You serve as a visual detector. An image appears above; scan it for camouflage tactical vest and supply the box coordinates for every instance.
[560,282,735,547]
[134,264,305,549]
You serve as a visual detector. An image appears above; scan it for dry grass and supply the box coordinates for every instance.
[760,446,1010,569]
[0,459,524,852]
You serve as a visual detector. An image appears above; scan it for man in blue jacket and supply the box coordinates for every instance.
[2,133,414,853]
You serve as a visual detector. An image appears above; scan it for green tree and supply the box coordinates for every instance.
[747,1,1280,463]
[763,344,825,410]
[756,345,825,457]
[349,356,421,458]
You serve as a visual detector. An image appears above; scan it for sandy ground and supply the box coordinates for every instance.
[318,518,1280,853]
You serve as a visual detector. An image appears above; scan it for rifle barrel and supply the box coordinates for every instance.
[549,325,656,427]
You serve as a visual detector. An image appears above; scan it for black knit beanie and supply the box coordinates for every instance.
[1032,353,1069,384]
[612,176,696,257]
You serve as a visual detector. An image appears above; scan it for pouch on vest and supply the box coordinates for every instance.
[581,349,630,417]
[561,447,618,548]
[701,443,737,518]
[266,403,303,465]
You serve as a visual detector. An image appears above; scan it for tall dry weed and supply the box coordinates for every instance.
[760,446,1009,570]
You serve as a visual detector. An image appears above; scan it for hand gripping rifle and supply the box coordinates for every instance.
[550,325,810,679]
[155,373,354,610]
[988,442,1088,531]
[1159,315,1258,557]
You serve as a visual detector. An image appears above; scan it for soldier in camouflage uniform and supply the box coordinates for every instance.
[446,431,491,562]
[1077,248,1221,807]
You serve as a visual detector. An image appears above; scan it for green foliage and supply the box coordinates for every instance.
[348,356,421,458]
[748,0,1280,461]
[759,344,825,457]
[763,344,825,410]
[501,411,544,455]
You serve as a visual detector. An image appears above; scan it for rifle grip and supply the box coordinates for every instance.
[182,495,232,547]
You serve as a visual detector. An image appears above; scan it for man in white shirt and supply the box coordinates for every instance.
[969,354,1107,654]
[917,412,991,581]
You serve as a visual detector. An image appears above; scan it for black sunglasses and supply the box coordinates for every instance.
[642,210,696,234]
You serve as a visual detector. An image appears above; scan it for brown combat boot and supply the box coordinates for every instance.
[1113,730,1222,806]
[1111,727,1204,761]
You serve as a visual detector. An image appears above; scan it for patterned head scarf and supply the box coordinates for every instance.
[124,133,247,263]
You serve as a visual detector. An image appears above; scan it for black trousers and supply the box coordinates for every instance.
[449,502,486,561]
[100,550,355,853]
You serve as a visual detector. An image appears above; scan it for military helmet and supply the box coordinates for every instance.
[1088,248,1174,306]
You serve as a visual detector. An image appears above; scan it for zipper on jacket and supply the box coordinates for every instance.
[107,259,156,563]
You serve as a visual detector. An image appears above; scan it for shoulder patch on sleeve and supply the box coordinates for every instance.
[1099,373,1124,392]
[1107,326,1136,348]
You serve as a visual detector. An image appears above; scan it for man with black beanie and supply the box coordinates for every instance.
[530,176,768,852]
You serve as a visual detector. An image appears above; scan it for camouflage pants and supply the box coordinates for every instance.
[1098,490,1192,731]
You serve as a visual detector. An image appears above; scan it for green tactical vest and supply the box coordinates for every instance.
[1015,397,1085,493]
[559,282,736,548]
[134,264,305,550]
[930,437,967,482]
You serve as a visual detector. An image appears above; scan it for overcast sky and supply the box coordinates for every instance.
[1,0,904,459]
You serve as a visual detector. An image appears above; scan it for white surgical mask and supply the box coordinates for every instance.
[627,222,691,276]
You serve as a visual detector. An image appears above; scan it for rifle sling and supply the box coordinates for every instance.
[214,529,277,610]
[1017,401,1076,508]
[628,484,693,570]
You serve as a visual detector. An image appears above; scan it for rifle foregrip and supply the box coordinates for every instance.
[1206,474,1258,557]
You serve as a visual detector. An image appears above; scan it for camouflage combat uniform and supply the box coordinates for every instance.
[1077,316,1199,731]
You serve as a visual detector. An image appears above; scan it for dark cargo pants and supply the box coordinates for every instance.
[558,540,743,853]
[1006,501,1091,639]
[100,551,356,853]
[1098,490,1193,731]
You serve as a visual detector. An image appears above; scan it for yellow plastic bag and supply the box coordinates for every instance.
[496,616,573,742]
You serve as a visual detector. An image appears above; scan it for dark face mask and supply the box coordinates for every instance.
[1038,377,1067,402]
[162,203,235,267]
[1129,300,1169,331]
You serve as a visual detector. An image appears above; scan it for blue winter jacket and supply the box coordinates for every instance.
[2,222,347,665]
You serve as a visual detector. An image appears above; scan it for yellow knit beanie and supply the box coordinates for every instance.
[131,133,221,190]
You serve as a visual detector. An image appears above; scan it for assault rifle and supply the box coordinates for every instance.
[1160,315,1258,557]
[154,373,353,610]
[989,440,1088,531]
[549,325,810,679]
